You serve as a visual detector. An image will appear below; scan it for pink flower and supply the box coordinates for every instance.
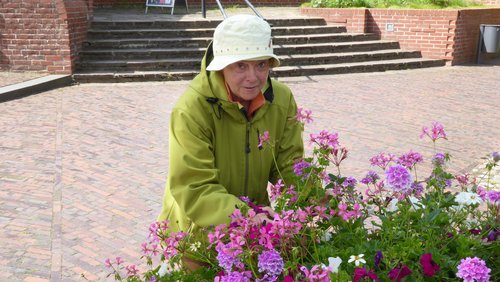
[258,130,270,149]
[300,265,331,281]
[115,256,123,265]
[420,121,447,142]
[295,107,313,124]
[397,151,423,168]
[310,130,339,150]
[268,179,285,201]
[125,264,139,276]
[104,258,112,268]
[370,152,395,169]
[420,253,440,277]
[456,257,491,282]
[385,165,412,193]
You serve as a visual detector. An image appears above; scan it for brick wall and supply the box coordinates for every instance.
[454,9,500,64]
[0,0,93,74]
[301,7,500,65]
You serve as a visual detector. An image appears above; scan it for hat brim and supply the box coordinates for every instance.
[206,54,280,71]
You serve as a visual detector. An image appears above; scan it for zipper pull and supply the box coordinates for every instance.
[245,125,251,154]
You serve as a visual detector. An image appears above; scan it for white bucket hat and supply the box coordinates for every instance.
[206,14,280,71]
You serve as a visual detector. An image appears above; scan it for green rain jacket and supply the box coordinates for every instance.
[158,44,304,233]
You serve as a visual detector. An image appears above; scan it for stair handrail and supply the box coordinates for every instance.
[214,0,228,19]
[202,0,264,20]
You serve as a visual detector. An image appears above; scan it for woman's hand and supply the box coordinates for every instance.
[249,206,275,225]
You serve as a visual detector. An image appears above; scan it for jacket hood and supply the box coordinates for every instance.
[190,42,274,104]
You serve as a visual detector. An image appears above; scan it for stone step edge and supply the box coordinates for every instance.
[0,75,74,103]
[77,49,419,64]
[80,39,394,53]
[73,58,445,82]
[86,25,342,33]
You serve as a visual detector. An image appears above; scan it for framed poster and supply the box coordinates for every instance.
[146,0,174,7]
[145,0,188,15]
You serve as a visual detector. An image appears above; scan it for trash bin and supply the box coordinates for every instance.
[481,24,500,53]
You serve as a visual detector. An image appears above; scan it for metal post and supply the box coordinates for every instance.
[202,0,206,18]
[476,24,484,64]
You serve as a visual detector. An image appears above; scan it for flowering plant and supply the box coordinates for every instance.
[106,114,499,281]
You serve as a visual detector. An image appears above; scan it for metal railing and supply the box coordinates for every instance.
[201,0,264,19]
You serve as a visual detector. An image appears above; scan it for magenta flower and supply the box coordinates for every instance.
[420,253,440,277]
[388,264,412,281]
[217,271,252,282]
[295,107,313,124]
[342,176,358,188]
[432,152,446,166]
[487,190,500,202]
[420,121,447,142]
[361,170,380,185]
[456,257,491,282]
[258,249,284,277]
[216,242,242,271]
[397,151,423,168]
[293,159,311,178]
[310,130,339,150]
[300,265,331,281]
[104,258,112,268]
[268,179,285,202]
[258,130,270,149]
[491,151,500,162]
[385,164,413,193]
[125,264,139,276]
[455,173,472,187]
[370,152,395,169]
[353,267,379,282]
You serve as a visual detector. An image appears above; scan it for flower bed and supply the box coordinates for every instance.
[105,113,499,281]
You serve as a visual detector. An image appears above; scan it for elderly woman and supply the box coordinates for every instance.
[158,14,304,235]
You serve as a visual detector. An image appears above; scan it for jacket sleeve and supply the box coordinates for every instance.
[167,107,244,228]
[270,92,304,185]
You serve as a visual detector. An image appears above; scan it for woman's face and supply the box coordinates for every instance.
[222,59,270,103]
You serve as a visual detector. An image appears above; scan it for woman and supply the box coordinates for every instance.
[158,14,304,235]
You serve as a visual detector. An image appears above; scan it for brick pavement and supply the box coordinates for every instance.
[0,65,499,281]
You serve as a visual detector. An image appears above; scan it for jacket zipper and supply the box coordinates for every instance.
[244,122,250,196]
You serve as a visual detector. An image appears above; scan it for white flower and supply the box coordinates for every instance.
[348,254,366,266]
[320,230,333,242]
[409,196,425,210]
[455,192,482,206]
[327,257,342,273]
[325,188,335,196]
[366,204,377,216]
[386,198,399,212]
[189,241,201,252]
[158,262,169,277]
[158,261,180,277]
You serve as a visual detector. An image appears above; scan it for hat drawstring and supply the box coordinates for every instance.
[206,97,222,120]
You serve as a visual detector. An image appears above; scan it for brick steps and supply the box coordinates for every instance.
[73,58,443,83]
[77,49,422,71]
[74,16,445,83]
[79,40,401,60]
